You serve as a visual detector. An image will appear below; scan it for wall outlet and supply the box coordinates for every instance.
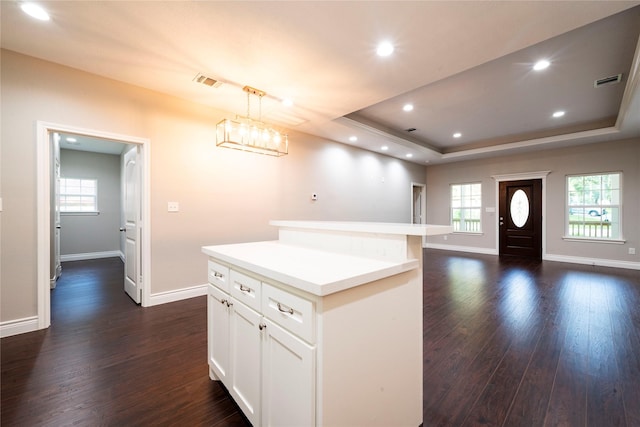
[443,235,448,241]
[629,247,636,255]
[168,201,179,212]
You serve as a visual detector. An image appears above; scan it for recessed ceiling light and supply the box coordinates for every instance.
[533,60,550,71]
[381,146,389,151]
[21,3,50,21]
[66,137,77,143]
[349,136,358,142]
[282,98,294,107]
[402,104,414,112]
[405,153,413,158]
[376,41,394,57]
[552,110,565,118]
[453,132,462,138]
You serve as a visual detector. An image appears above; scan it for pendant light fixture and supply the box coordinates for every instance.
[216,86,288,156]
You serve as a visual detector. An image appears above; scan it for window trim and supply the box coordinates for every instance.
[450,182,482,233]
[564,171,622,241]
[59,177,99,214]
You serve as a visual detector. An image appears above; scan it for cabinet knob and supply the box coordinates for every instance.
[259,323,266,330]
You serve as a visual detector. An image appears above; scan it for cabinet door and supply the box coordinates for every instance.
[208,284,231,382]
[262,319,316,427]
[230,298,262,427]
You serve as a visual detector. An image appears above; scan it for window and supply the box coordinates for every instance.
[60,178,98,213]
[451,183,481,233]
[566,172,621,240]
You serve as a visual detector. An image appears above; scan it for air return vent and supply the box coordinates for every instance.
[193,73,223,88]
[594,73,622,88]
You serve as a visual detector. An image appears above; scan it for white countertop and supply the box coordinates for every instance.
[270,220,453,236]
[202,241,419,296]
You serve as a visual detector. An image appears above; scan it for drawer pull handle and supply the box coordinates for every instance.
[259,323,267,330]
[277,303,294,315]
[226,300,233,307]
[239,284,252,293]
[213,272,223,278]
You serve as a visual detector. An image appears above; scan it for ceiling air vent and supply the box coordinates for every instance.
[193,73,223,88]
[405,127,417,132]
[594,73,622,88]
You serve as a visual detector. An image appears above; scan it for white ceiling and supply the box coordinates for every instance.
[2,1,639,163]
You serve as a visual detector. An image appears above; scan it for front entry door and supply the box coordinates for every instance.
[499,179,542,259]
[124,146,142,303]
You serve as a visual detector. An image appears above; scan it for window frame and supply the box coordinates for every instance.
[59,177,99,215]
[564,171,623,243]
[450,182,482,234]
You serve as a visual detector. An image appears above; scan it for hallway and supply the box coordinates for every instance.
[1,258,247,426]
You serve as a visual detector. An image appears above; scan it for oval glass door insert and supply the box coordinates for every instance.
[510,189,529,228]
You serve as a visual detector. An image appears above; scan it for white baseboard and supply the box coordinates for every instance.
[147,283,208,306]
[425,243,498,256]
[60,250,124,262]
[0,316,39,338]
[426,243,640,270]
[544,254,640,270]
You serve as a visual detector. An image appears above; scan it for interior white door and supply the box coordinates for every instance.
[51,132,62,288]
[124,146,141,303]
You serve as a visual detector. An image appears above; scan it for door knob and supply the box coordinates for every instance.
[56,225,61,229]
[119,227,125,232]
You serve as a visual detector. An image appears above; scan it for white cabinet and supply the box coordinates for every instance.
[207,284,230,383]
[229,296,262,426]
[207,270,316,427]
[262,318,315,427]
[204,221,448,426]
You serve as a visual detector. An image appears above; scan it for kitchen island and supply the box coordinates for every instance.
[202,221,452,427]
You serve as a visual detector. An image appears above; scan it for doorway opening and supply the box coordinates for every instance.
[411,182,426,246]
[37,122,150,330]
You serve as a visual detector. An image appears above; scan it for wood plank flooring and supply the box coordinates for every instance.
[1,258,249,427]
[423,251,640,427]
[2,251,639,426]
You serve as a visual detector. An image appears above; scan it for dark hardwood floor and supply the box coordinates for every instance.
[423,250,640,427]
[2,252,639,426]
[1,258,249,427]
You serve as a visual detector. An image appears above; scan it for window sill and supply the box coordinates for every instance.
[562,236,625,245]
[61,211,100,216]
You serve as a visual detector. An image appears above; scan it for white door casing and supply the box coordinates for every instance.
[123,146,142,304]
[36,121,150,329]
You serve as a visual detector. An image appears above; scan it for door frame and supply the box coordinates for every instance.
[36,121,151,329]
[411,182,426,247]
[492,171,550,258]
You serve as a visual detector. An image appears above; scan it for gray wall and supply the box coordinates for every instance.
[60,149,122,256]
[0,50,426,323]
[425,138,640,265]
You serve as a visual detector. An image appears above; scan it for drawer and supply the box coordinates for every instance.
[208,259,230,292]
[262,283,315,344]
[229,270,261,312]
